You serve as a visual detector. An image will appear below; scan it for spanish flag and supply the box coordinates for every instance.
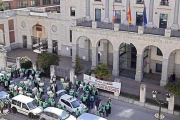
[112,2,115,24]
[127,2,131,25]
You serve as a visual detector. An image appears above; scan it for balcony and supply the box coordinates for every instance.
[119,25,138,33]
[171,30,180,38]
[136,0,144,4]
[94,0,101,1]
[160,0,169,6]
[114,0,122,3]
[144,27,165,36]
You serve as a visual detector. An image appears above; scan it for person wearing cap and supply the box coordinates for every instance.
[75,108,80,118]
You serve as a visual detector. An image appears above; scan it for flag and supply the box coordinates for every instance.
[112,2,116,24]
[127,2,131,25]
[143,4,147,26]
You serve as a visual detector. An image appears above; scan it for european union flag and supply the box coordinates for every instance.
[143,5,147,26]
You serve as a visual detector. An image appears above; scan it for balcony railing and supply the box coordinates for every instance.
[77,21,92,27]
[171,30,180,38]
[114,0,122,3]
[97,22,114,30]
[119,25,138,33]
[160,1,169,6]
[144,27,165,36]
[94,0,101,1]
[136,0,144,4]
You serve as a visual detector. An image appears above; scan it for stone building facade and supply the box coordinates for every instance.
[0,0,180,86]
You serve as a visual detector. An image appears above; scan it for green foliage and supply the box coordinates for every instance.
[93,63,111,80]
[37,52,60,74]
[21,56,32,69]
[0,0,6,11]
[164,82,180,97]
[74,55,83,76]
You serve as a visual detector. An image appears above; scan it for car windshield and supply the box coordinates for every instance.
[59,92,66,97]
[59,111,70,120]
[71,100,80,108]
[27,100,37,110]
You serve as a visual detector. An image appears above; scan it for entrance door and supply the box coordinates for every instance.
[22,35,27,48]
[52,40,58,54]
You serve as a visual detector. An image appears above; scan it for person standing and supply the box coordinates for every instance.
[105,102,109,117]
[0,100,4,114]
[90,95,94,109]
[75,108,80,118]
[95,99,100,112]
[108,98,111,114]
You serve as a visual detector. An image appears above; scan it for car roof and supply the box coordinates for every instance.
[0,91,7,98]
[44,107,64,116]
[61,94,76,102]
[77,113,107,120]
[12,95,34,104]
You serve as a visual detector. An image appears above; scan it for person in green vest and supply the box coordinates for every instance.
[23,90,27,96]
[90,95,94,109]
[50,99,56,107]
[5,80,8,91]
[80,110,84,115]
[13,90,18,97]
[57,103,62,109]
[100,105,105,117]
[0,100,4,114]
[75,91,79,98]
[43,101,48,109]
[82,95,87,105]
[63,106,66,111]
[48,97,52,104]
[95,111,100,117]
[75,108,80,118]
[84,107,88,113]
[39,100,42,106]
[105,102,110,117]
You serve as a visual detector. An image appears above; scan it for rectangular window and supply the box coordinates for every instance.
[136,0,144,4]
[136,12,143,26]
[12,100,17,105]
[17,101,21,107]
[95,9,101,22]
[156,63,162,73]
[43,0,50,5]
[98,41,100,47]
[70,49,72,56]
[70,7,75,16]
[53,0,60,5]
[115,10,121,24]
[70,30,72,42]
[157,48,163,56]
[159,14,168,28]
[114,0,122,3]
[160,0,169,6]
[5,3,11,10]
[31,0,40,6]
[17,1,28,8]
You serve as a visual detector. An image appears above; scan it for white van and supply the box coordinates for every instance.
[77,113,107,120]
[11,95,43,118]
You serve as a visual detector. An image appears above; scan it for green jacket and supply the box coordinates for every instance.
[43,102,48,108]
[57,105,62,109]
[106,104,109,110]
[48,98,52,103]
[51,100,56,106]
[75,109,80,116]
[82,96,87,102]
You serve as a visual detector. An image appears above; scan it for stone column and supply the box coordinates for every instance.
[70,69,75,84]
[123,0,130,25]
[16,57,21,69]
[32,62,37,71]
[91,47,98,69]
[168,94,175,114]
[112,50,119,76]
[72,44,78,67]
[85,0,91,21]
[103,0,110,23]
[92,21,97,28]
[50,65,55,78]
[140,84,146,103]
[135,54,143,82]
[171,0,180,30]
[146,0,155,28]
[160,59,169,86]
[0,47,7,70]
[84,39,90,61]
[102,41,108,65]
[4,20,11,51]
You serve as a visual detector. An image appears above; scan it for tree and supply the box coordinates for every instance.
[37,52,60,75]
[21,56,32,69]
[93,63,111,80]
[164,82,180,97]
[74,55,83,76]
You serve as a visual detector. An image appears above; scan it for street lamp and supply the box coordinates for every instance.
[152,91,170,120]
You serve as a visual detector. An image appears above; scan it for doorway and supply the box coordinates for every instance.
[22,35,27,48]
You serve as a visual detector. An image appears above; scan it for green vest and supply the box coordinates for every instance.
[84,108,88,112]
[51,101,55,106]
[82,96,86,102]
[57,105,62,109]
[63,107,66,111]
[5,81,8,86]
[80,110,84,115]
[39,101,42,106]
[48,98,52,103]
[75,110,80,116]
[106,104,109,109]
[95,112,100,116]
[76,91,79,96]
[90,96,94,101]
[102,106,105,112]
[0,101,4,108]
[109,102,112,107]
[69,92,73,96]
[43,102,48,108]
[76,81,79,85]
[89,86,92,90]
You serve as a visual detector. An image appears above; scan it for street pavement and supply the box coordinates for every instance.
[0,77,180,120]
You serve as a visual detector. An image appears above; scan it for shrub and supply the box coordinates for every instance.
[21,56,32,69]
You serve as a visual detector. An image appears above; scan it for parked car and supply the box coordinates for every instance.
[11,95,43,118]
[77,113,107,120]
[56,90,67,97]
[58,94,86,113]
[40,107,76,120]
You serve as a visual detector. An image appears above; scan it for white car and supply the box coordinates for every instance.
[11,95,43,118]
[56,90,67,97]
[58,94,86,113]
[40,107,76,120]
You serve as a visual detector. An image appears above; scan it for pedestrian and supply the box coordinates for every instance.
[100,105,105,117]
[95,99,100,111]
[75,108,80,118]
[86,97,90,109]
[105,102,109,117]
[0,100,4,114]
[57,103,62,109]
[109,98,112,114]
[43,101,48,109]
[82,95,87,105]
[51,99,56,107]
[90,95,94,109]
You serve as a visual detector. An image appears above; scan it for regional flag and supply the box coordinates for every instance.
[112,2,116,24]
[127,2,131,25]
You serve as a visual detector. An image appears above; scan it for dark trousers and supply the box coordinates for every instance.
[106,109,108,117]
[90,102,93,109]
[109,107,111,114]
[1,107,3,114]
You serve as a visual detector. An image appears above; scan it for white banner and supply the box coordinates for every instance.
[83,74,121,93]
